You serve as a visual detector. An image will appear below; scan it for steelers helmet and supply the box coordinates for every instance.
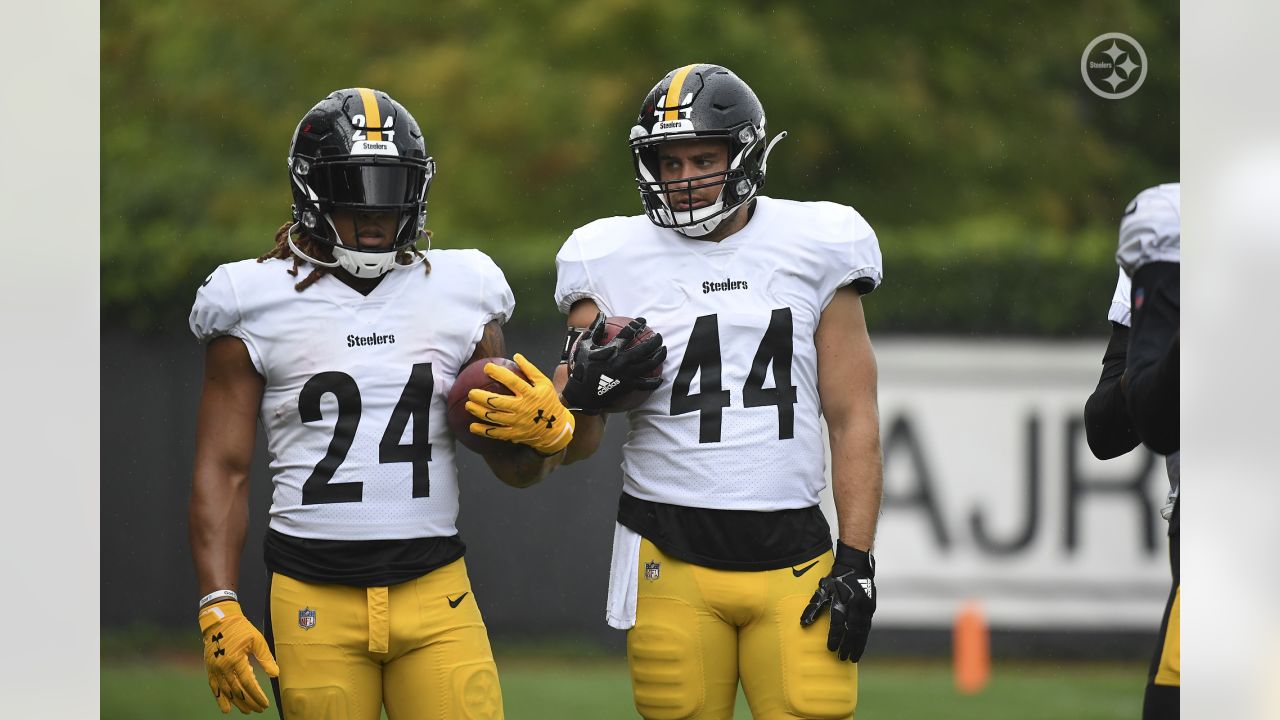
[287,88,436,277]
[629,64,787,237]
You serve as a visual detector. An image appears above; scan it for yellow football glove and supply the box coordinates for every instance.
[198,600,280,714]
[466,353,575,455]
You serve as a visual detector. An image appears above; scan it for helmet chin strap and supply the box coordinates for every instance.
[657,132,788,239]
[285,222,427,278]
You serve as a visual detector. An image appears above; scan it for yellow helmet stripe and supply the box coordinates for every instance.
[357,87,383,141]
[663,64,699,122]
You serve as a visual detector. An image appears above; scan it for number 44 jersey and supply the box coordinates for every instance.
[555,196,882,511]
[190,251,514,541]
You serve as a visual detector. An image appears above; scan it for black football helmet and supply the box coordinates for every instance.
[287,88,436,277]
[629,64,786,237]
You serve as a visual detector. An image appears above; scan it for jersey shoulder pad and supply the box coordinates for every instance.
[767,198,884,299]
[1118,182,1180,276]
[428,248,515,325]
[554,215,645,315]
[188,259,264,344]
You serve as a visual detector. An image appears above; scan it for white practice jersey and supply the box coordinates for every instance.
[555,196,882,511]
[190,251,514,541]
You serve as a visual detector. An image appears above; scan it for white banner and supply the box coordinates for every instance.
[819,339,1173,630]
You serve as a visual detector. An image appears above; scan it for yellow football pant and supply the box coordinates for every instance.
[267,557,503,720]
[629,539,858,720]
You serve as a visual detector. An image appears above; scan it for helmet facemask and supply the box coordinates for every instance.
[629,65,786,238]
[285,88,436,279]
[290,154,435,278]
[631,124,765,238]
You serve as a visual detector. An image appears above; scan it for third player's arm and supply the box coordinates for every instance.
[555,299,608,464]
[189,336,264,596]
[816,286,883,551]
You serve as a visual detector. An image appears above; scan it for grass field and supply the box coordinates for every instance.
[102,655,1145,719]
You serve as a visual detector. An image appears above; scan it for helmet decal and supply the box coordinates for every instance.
[660,64,699,121]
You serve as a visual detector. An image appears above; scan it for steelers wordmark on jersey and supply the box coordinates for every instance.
[555,196,882,512]
[190,249,514,541]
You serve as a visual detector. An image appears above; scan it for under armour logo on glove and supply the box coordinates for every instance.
[465,354,576,456]
[198,600,279,714]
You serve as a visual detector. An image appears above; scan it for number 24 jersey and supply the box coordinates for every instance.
[555,196,882,511]
[189,251,514,542]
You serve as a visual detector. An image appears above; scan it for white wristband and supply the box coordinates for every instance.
[198,589,238,610]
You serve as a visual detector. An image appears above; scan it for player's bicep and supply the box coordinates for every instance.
[815,286,878,431]
[194,336,264,484]
[467,320,507,365]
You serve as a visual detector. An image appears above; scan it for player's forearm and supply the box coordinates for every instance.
[484,447,564,488]
[188,467,251,595]
[561,411,605,464]
[828,412,883,551]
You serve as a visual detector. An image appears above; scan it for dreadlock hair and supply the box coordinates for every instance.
[258,222,433,291]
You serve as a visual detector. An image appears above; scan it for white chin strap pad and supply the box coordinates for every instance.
[333,246,423,278]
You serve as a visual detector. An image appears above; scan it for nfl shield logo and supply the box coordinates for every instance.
[644,560,661,582]
[298,607,316,631]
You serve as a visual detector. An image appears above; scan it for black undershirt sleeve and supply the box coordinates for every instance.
[1125,262,1180,455]
[1084,323,1142,459]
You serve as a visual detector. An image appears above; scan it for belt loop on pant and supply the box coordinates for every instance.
[367,586,390,653]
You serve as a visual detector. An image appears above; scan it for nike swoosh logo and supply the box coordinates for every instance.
[447,592,469,608]
[792,561,820,577]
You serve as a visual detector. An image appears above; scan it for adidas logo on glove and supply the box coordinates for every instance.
[597,374,621,396]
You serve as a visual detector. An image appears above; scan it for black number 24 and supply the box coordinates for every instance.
[298,363,434,505]
[670,308,797,443]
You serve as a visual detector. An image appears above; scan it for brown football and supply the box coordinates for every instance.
[591,316,663,412]
[446,357,525,456]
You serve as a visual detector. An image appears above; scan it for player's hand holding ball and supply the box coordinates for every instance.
[800,541,877,663]
[562,313,666,414]
[465,353,575,456]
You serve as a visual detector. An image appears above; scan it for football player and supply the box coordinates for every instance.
[187,88,570,719]
[489,64,884,719]
[1084,183,1180,719]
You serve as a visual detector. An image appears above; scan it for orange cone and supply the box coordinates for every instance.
[953,600,991,694]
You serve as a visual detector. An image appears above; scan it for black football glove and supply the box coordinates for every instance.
[561,313,666,414]
[799,541,876,663]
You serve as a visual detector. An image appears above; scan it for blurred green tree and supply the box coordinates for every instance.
[102,0,1176,335]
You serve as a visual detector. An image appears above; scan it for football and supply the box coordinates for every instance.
[589,316,664,412]
[446,357,525,456]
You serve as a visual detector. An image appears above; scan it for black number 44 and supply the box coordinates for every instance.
[670,308,797,443]
[299,363,435,505]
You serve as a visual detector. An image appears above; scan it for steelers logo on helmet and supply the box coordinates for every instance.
[286,88,437,278]
[629,64,788,238]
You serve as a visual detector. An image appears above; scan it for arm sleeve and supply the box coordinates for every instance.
[1125,262,1180,454]
[1083,323,1141,459]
